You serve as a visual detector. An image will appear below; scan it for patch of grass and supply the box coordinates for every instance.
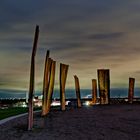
[0,107,41,120]
[0,107,28,120]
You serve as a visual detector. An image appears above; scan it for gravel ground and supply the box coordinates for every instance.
[0,104,140,140]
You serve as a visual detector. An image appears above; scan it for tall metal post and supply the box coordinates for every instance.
[128,77,135,104]
[28,25,39,130]
[74,75,82,108]
[97,69,110,105]
[45,60,56,114]
[42,56,52,116]
[92,79,97,104]
[60,63,69,111]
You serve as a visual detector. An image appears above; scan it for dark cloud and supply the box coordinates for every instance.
[0,0,140,91]
[87,32,124,40]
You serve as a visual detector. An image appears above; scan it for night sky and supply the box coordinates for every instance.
[1,0,140,93]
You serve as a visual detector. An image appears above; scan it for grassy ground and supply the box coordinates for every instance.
[0,107,41,120]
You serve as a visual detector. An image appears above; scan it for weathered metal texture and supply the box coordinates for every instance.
[97,69,110,105]
[45,60,56,114]
[104,70,110,104]
[28,25,39,130]
[74,75,82,108]
[60,63,69,111]
[42,54,52,116]
[128,77,135,104]
[92,79,97,104]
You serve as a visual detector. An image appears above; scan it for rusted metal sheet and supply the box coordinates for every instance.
[60,63,69,111]
[92,79,97,104]
[128,77,135,104]
[104,70,110,104]
[74,75,82,108]
[28,25,39,130]
[45,60,56,114]
[42,55,52,116]
[97,69,110,105]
